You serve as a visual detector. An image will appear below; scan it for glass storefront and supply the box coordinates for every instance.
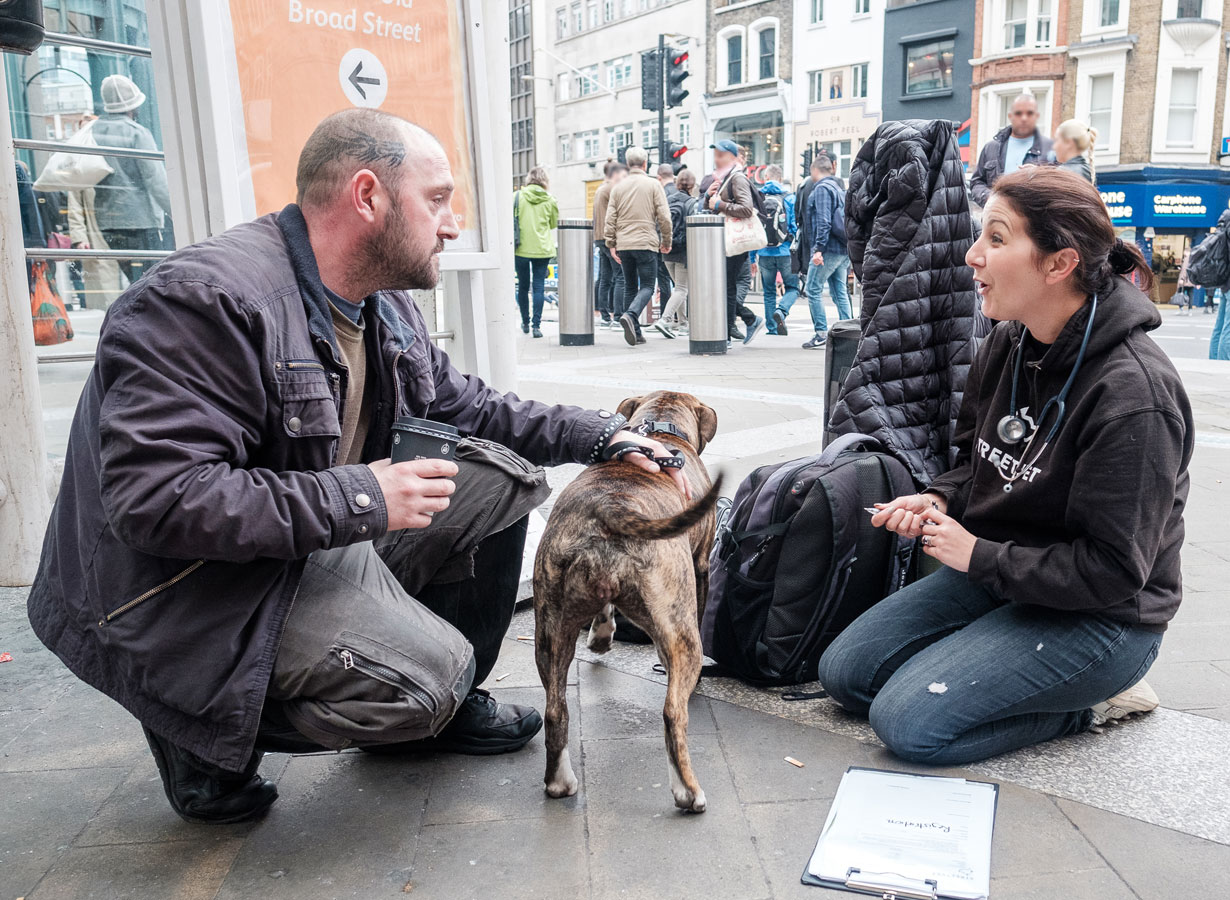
[5,0,172,354]
[713,110,785,175]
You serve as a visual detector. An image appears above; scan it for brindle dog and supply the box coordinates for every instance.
[533,391,722,813]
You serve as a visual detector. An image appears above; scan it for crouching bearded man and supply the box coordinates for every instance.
[27,109,689,824]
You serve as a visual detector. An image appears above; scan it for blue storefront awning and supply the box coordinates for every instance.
[1095,165,1230,229]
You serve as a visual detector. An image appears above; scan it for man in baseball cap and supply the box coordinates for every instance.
[91,74,171,284]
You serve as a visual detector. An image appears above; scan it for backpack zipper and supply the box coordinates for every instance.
[781,549,858,680]
[335,648,436,714]
[99,559,205,626]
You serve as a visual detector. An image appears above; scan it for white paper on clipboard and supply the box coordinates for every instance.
[804,767,998,900]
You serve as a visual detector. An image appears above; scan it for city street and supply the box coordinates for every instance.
[5,300,1230,899]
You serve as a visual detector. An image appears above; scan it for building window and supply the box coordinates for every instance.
[588,1,599,28]
[1000,0,1055,50]
[727,33,743,85]
[572,2,582,33]
[604,0,616,21]
[1004,0,1027,48]
[811,0,825,23]
[1166,69,1199,147]
[1099,0,1119,26]
[579,129,601,158]
[577,64,600,97]
[640,119,657,149]
[607,55,633,88]
[809,70,824,104]
[1176,0,1202,16]
[906,40,955,94]
[677,114,691,146]
[852,62,869,99]
[816,140,856,179]
[758,27,776,80]
[509,6,530,40]
[1036,0,1052,44]
[559,134,572,162]
[855,0,870,13]
[511,119,533,152]
[1088,74,1113,149]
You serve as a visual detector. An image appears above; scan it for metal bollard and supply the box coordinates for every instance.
[557,218,595,346]
[686,213,727,355]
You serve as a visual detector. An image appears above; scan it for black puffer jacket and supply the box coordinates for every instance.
[828,119,978,485]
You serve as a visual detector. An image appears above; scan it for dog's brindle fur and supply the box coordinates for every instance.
[533,392,721,813]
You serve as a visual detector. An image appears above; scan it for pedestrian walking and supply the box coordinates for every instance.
[592,161,627,325]
[654,164,677,314]
[802,154,852,349]
[1176,248,1196,316]
[1052,119,1096,184]
[969,93,1052,207]
[91,74,172,284]
[655,168,698,338]
[750,165,799,335]
[793,155,824,286]
[513,166,559,338]
[702,139,764,345]
[605,146,672,346]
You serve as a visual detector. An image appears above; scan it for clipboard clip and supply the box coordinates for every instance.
[845,869,939,900]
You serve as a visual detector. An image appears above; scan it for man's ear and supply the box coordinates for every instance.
[616,396,643,421]
[695,404,718,454]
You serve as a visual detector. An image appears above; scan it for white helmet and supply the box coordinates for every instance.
[100,74,146,114]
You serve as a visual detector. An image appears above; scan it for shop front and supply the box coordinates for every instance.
[712,109,785,179]
[1098,169,1230,304]
[797,100,881,182]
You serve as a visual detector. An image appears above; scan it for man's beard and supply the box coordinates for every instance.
[354,197,440,292]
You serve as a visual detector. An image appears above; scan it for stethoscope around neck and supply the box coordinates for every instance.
[995,294,1097,491]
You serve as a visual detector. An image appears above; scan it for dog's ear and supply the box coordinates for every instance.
[695,404,718,454]
[616,396,643,421]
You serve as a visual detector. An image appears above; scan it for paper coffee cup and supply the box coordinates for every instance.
[390,416,460,463]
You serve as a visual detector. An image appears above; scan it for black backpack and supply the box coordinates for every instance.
[761,192,789,247]
[671,195,698,255]
[748,181,775,238]
[1187,231,1230,288]
[701,434,918,686]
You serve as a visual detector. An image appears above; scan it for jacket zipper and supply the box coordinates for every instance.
[99,559,205,626]
[336,648,436,714]
[284,360,325,371]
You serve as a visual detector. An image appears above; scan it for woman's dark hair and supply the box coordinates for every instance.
[990,167,1154,294]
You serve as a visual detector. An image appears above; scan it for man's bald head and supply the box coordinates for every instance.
[295,109,441,209]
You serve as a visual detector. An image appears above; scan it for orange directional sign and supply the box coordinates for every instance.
[228,0,476,244]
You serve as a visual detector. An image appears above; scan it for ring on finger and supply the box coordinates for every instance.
[921,535,931,546]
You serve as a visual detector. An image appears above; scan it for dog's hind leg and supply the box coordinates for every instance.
[586,603,616,654]
[535,608,580,798]
[655,588,707,813]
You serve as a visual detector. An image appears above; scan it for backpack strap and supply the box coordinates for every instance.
[819,432,880,467]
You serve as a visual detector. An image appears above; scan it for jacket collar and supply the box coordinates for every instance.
[276,203,415,355]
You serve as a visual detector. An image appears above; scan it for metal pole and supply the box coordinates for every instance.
[657,33,665,166]
[685,213,727,355]
[557,218,595,346]
[0,67,52,585]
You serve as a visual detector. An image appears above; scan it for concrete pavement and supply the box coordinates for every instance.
[4,300,1230,899]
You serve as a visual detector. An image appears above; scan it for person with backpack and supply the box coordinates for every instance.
[655,168,698,338]
[702,140,765,345]
[751,165,799,335]
[818,167,1190,766]
[802,155,852,350]
[513,166,559,338]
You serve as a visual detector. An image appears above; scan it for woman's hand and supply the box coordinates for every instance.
[919,509,977,573]
[870,492,947,539]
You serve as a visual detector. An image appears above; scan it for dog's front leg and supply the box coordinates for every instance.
[535,608,579,798]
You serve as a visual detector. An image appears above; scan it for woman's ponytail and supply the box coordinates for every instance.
[1107,238,1154,291]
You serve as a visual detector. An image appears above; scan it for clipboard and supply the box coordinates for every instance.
[800,767,1000,900]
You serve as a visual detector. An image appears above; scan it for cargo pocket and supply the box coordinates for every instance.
[283,630,473,749]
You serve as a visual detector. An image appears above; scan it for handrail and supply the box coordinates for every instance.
[13,137,165,161]
[42,31,153,58]
[25,248,173,261]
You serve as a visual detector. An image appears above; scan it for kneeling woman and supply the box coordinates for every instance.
[817,167,1192,766]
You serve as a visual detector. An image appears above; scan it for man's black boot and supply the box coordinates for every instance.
[144,727,278,824]
[362,689,543,756]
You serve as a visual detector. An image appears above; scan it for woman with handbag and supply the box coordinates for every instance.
[702,140,765,345]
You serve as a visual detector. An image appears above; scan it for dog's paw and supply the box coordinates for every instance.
[545,772,579,798]
[673,786,706,814]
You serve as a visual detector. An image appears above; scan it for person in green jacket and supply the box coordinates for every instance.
[514,167,559,337]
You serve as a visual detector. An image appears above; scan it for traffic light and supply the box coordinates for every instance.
[801,147,814,182]
[641,49,662,112]
[666,49,690,108]
[666,141,687,175]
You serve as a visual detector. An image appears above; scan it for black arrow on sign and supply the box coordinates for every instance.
[348,61,381,100]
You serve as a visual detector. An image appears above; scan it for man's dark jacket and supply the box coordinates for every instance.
[793,177,819,274]
[968,126,1051,206]
[28,206,615,771]
[828,119,978,484]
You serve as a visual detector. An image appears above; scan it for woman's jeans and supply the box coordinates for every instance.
[1211,289,1230,360]
[817,566,1163,766]
[515,255,550,328]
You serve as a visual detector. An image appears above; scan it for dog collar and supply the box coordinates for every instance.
[631,420,689,442]
[600,441,686,469]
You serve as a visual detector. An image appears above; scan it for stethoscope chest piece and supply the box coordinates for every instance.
[996,415,1030,445]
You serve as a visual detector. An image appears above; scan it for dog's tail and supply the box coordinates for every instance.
[596,474,725,541]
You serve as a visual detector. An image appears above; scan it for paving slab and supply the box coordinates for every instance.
[577,660,718,741]
[987,868,1138,900]
[28,837,243,900]
[583,734,770,900]
[0,681,146,774]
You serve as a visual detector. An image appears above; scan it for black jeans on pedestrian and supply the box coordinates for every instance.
[102,227,161,285]
[725,253,757,330]
[515,255,551,328]
[620,248,659,334]
[656,254,673,314]
[595,241,624,319]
